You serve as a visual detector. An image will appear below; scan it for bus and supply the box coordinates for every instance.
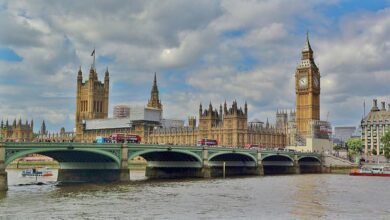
[96,133,142,144]
[197,138,218,146]
[244,144,259,149]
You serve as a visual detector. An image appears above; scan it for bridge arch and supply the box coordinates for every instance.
[298,156,321,164]
[208,152,257,163]
[262,154,294,161]
[298,156,322,173]
[261,154,295,175]
[128,149,202,163]
[5,148,121,168]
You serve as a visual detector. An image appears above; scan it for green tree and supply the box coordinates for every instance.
[346,138,363,156]
[333,144,342,151]
[381,130,390,160]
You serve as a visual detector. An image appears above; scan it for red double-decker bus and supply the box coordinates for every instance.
[106,133,141,143]
[197,138,218,146]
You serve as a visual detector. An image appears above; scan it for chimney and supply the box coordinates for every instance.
[382,102,386,111]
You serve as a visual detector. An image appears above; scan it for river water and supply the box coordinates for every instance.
[0,169,389,219]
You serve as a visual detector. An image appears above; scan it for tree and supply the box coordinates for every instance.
[333,144,342,151]
[346,138,363,156]
[381,130,390,160]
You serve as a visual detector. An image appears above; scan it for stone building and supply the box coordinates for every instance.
[146,101,286,147]
[74,66,286,147]
[0,118,34,141]
[361,99,390,155]
[75,66,109,141]
[295,33,321,137]
[36,126,75,142]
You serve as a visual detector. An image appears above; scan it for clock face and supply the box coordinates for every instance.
[313,76,319,88]
[299,75,308,88]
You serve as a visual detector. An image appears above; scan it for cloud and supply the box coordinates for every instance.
[0,0,390,132]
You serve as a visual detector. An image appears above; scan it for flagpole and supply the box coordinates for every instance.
[93,46,96,69]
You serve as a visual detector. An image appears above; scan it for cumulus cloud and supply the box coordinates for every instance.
[0,0,389,132]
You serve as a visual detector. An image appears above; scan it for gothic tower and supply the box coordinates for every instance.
[276,109,288,130]
[147,73,163,110]
[75,65,109,140]
[222,101,248,146]
[295,33,320,137]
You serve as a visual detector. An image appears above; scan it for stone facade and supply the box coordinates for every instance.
[0,119,33,141]
[295,33,321,137]
[74,69,286,147]
[75,66,109,141]
[361,99,390,155]
[146,101,286,147]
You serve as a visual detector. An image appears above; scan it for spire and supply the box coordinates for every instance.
[147,72,162,110]
[78,66,82,76]
[303,31,312,52]
[105,67,109,82]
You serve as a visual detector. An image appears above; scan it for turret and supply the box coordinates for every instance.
[381,102,386,111]
[77,66,83,83]
[104,67,109,83]
[199,103,202,116]
[371,99,380,112]
[244,101,248,115]
[30,120,33,129]
[301,31,314,60]
[89,66,94,79]
[219,104,223,120]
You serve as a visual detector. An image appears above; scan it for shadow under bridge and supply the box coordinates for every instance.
[208,152,259,177]
[131,150,203,179]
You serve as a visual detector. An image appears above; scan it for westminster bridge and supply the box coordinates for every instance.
[0,142,323,191]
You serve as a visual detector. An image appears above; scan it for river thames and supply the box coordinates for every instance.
[0,170,389,219]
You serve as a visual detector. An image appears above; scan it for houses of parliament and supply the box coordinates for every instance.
[73,34,322,147]
[0,34,323,147]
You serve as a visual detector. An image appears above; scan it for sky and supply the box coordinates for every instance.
[1,0,390,133]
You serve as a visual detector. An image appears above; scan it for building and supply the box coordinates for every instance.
[40,120,47,135]
[361,99,390,155]
[75,66,109,141]
[36,126,75,142]
[113,105,130,118]
[0,118,34,141]
[147,101,286,147]
[334,126,356,144]
[295,33,321,137]
[74,66,285,147]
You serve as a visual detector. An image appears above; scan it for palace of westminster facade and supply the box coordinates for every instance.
[72,34,322,147]
[1,35,323,147]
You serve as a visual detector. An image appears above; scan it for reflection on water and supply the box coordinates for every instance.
[1,170,390,219]
[290,174,327,218]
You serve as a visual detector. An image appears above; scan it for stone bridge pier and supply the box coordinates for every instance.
[0,143,7,191]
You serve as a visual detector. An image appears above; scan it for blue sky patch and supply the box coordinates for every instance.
[0,48,23,62]
[97,55,115,64]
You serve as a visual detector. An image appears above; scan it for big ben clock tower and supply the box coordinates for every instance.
[295,33,320,137]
